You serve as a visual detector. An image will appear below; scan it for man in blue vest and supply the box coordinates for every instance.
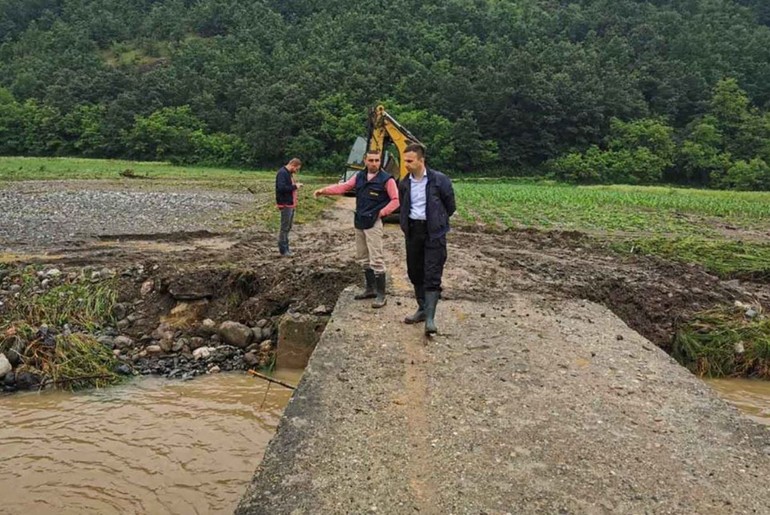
[399,143,456,335]
[314,151,400,308]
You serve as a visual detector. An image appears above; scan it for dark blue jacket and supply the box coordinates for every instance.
[355,169,394,229]
[275,166,296,206]
[399,168,456,240]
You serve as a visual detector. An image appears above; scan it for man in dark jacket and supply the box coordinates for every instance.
[399,143,456,334]
[313,151,400,308]
[275,158,303,256]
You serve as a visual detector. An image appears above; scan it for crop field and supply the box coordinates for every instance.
[454,181,770,279]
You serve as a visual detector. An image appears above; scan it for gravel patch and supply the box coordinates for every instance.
[0,182,253,248]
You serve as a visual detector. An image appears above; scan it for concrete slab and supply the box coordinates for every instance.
[237,288,770,514]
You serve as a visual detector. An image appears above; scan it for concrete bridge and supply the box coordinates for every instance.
[236,287,770,514]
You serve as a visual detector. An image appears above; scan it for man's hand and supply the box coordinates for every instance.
[296,182,303,189]
[313,188,324,198]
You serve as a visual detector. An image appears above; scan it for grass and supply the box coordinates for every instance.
[22,333,123,390]
[612,237,770,281]
[0,266,123,390]
[673,306,770,378]
[453,182,770,279]
[9,268,118,331]
[454,183,770,235]
[0,156,275,183]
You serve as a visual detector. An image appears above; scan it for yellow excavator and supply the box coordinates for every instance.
[341,105,423,184]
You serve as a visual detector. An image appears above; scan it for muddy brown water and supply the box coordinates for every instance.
[707,378,770,426]
[0,370,302,515]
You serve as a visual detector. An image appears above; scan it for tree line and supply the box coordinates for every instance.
[1,0,770,188]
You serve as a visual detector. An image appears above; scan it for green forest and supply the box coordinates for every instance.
[2,0,770,188]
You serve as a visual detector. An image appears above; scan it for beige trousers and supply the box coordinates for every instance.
[355,218,385,273]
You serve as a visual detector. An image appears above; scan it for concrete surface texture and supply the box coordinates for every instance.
[237,288,770,514]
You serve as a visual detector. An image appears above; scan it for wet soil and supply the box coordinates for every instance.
[2,183,766,364]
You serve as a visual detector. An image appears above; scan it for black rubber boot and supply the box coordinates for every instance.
[354,269,376,300]
[424,290,440,335]
[372,273,387,308]
[404,285,426,324]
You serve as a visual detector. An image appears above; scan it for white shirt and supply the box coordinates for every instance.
[409,172,428,220]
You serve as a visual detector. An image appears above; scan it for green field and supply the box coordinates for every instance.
[4,157,770,278]
[454,182,770,279]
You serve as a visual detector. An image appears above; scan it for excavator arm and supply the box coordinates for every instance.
[342,105,423,183]
[366,105,422,181]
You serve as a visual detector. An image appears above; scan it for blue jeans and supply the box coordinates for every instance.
[278,207,295,254]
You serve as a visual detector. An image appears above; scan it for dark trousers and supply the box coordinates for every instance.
[278,207,294,254]
[406,220,447,292]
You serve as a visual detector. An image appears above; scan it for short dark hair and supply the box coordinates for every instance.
[404,142,426,158]
[365,150,381,156]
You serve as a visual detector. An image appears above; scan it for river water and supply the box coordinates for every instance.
[2,371,769,514]
[0,370,301,515]
[706,377,770,426]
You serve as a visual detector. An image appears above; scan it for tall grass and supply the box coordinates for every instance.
[673,306,770,378]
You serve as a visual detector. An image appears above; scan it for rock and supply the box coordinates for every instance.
[193,347,213,360]
[0,353,11,378]
[168,282,213,301]
[243,352,260,366]
[159,339,173,353]
[6,338,24,367]
[140,280,154,296]
[115,364,132,376]
[190,337,206,350]
[146,345,163,354]
[276,313,327,368]
[172,338,187,352]
[734,341,745,354]
[200,318,217,335]
[116,318,130,330]
[97,335,115,348]
[113,335,134,349]
[100,267,116,279]
[259,340,272,352]
[246,342,261,352]
[261,326,272,340]
[113,349,121,357]
[251,327,263,341]
[9,284,21,292]
[4,371,15,388]
[41,279,50,288]
[210,334,221,343]
[218,321,253,348]
[152,322,174,341]
[15,371,41,390]
[45,268,62,278]
[208,365,221,374]
[256,319,269,328]
[745,308,758,319]
[313,305,328,315]
[111,303,130,320]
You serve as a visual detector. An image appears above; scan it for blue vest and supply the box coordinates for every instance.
[354,170,393,229]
